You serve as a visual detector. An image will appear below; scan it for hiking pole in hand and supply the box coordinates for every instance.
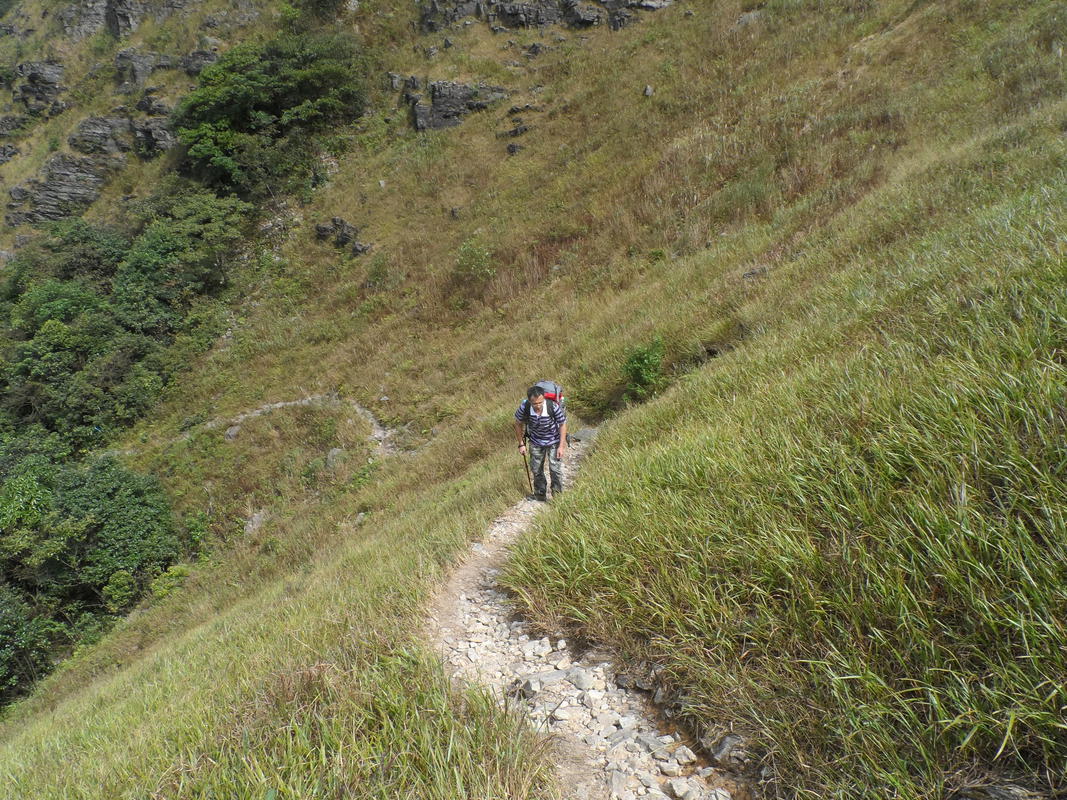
[520,435,534,495]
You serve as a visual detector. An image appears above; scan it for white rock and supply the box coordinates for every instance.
[674,745,697,765]
[665,778,694,799]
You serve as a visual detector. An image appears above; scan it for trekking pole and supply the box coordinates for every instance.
[520,435,534,494]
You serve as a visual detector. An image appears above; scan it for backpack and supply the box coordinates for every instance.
[521,380,566,425]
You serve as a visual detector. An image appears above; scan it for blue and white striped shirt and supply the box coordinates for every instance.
[516,400,566,447]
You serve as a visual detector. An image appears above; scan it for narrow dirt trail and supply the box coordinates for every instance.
[426,436,739,800]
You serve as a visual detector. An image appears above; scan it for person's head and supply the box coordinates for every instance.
[527,386,545,411]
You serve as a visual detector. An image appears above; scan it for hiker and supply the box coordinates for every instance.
[515,384,567,501]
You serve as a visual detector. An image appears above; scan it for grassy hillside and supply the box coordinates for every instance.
[0,0,1064,797]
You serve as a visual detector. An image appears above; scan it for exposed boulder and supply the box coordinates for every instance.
[0,144,18,165]
[179,49,219,76]
[315,217,372,255]
[419,0,662,31]
[0,116,29,137]
[316,216,360,245]
[421,0,485,30]
[132,118,177,155]
[410,81,508,130]
[13,62,67,117]
[575,1,609,26]
[135,94,171,115]
[105,0,146,36]
[68,114,175,158]
[59,0,187,40]
[495,1,562,27]
[68,116,135,154]
[7,153,117,226]
[59,0,108,40]
[115,49,174,93]
[0,23,33,38]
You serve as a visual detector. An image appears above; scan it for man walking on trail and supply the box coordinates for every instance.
[515,385,567,501]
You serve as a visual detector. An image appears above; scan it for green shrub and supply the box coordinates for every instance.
[176,32,368,196]
[453,237,495,284]
[102,569,137,612]
[53,458,179,594]
[150,564,191,600]
[0,453,179,698]
[622,337,666,402]
[0,583,60,703]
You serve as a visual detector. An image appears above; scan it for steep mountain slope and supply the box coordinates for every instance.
[0,0,1064,797]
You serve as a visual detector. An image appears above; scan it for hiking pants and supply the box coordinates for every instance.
[529,443,563,498]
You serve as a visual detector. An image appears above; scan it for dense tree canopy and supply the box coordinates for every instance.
[176,32,367,196]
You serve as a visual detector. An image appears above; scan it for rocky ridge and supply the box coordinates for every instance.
[428,435,748,800]
[58,0,189,41]
[421,0,674,33]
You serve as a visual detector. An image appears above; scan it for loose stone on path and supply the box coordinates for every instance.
[425,436,739,800]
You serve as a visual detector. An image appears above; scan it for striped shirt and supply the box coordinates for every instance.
[516,399,566,447]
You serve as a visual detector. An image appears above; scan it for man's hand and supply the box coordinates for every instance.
[518,443,527,455]
[556,440,566,460]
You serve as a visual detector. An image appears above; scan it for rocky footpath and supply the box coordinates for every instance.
[428,436,747,800]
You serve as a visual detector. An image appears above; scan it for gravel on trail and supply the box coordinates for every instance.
[426,437,744,800]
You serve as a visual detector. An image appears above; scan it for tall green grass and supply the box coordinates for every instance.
[503,116,1067,797]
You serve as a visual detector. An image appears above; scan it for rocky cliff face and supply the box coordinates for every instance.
[5,108,175,226]
[58,0,188,40]
[6,153,115,226]
[420,0,672,32]
[13,61,67,117]
[410,81,508,130]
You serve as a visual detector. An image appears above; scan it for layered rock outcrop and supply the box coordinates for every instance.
[13,62,67,117]
[114,49,174,93]
[68,113,176,158]
[68,116,136,154]
[420,0,667,31]
[0,116,28,137]
[7,154,115,226]
[59,0,188,40]
[409,81,508,130]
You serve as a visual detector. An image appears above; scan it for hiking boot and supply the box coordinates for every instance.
[527,493,547,502]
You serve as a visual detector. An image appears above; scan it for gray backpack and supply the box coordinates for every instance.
[521,380,565,424]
